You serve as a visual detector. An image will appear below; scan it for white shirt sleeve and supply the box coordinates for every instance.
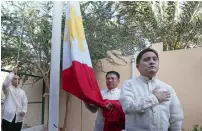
[120,80,159,114]
[169,87,184,131]
[2,72,15,95]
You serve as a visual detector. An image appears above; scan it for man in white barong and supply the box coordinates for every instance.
[120,48,184,131]
[84,71,124,131]
[1,67,28,131]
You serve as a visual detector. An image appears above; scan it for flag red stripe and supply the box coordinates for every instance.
[62,61,108,107]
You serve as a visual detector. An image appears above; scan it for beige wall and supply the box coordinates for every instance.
[22,79,45,127]
[59,43,202,131]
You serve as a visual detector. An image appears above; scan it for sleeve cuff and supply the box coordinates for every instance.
[8,72,15,78]
[22,110,27,113]
[150,94,159,104]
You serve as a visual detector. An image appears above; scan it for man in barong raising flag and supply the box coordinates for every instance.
[62,1,125,131]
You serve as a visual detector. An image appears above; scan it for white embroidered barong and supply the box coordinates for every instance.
[120,76,184,131]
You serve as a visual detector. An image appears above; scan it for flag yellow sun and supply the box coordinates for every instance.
[64,5,86,52]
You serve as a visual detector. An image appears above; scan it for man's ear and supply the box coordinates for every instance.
[136,64,139,69]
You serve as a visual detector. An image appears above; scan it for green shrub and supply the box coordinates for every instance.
[182,125,202,131]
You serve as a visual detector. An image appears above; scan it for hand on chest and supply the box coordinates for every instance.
[135,81,170,97]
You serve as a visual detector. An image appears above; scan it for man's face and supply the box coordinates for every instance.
[106,73,120,89]
[137,52,159,78]
[12,75,20,87]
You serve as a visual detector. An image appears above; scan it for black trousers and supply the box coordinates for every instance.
[1,115,22,131]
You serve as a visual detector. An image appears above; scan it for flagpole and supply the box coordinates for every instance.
[49,1,63,131]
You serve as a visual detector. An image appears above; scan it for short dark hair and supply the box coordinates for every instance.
[106,71,120,79]
[136,48,159,64]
